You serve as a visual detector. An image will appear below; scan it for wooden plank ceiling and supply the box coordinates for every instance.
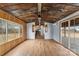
[0,3,79,23]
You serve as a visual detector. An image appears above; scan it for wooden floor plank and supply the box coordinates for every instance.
[4,39,77,56]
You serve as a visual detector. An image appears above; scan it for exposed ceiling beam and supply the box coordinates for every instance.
[38,3,42,13]
[38,3,42,25]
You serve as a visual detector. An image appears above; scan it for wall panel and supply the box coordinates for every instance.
[0,9,26,55]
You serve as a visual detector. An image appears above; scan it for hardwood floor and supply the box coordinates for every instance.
[4,39,77,56]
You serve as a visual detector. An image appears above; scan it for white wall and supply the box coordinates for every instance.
[44,22,60,42]
[27,22,35,39]
[26,22,60,41]
[44,22,53,39]
[52,22,60,42]
[26,22,54,40]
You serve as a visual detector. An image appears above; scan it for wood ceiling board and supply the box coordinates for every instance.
[0,3,38,23]
[0,3,19,8]
[1,4,37,11]
[0,3,79,23]
[42,3,79,22]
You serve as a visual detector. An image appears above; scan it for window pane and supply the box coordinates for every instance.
[74,19,79,55]
[15,25,21,38]
[0,20,6,44]
[70,20,75,52]
[61,22,64,43]
[7,22,21,41]
[62,21,69,48]
[0,19,22,45]
[69,19,79,55]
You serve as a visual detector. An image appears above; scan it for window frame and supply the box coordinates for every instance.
[0,18,23,45]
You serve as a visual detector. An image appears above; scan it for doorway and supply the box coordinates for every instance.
[35,26,44,39]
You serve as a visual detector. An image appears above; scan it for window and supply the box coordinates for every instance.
[0,19,22,45]
[0,20,6,44]
[70,19,79,55]
[61,21,69,48]
[70,20,75,52]
[7,23,21,41]
[60,18,79,55]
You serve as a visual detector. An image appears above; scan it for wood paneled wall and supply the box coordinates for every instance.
[0,9,26,55]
